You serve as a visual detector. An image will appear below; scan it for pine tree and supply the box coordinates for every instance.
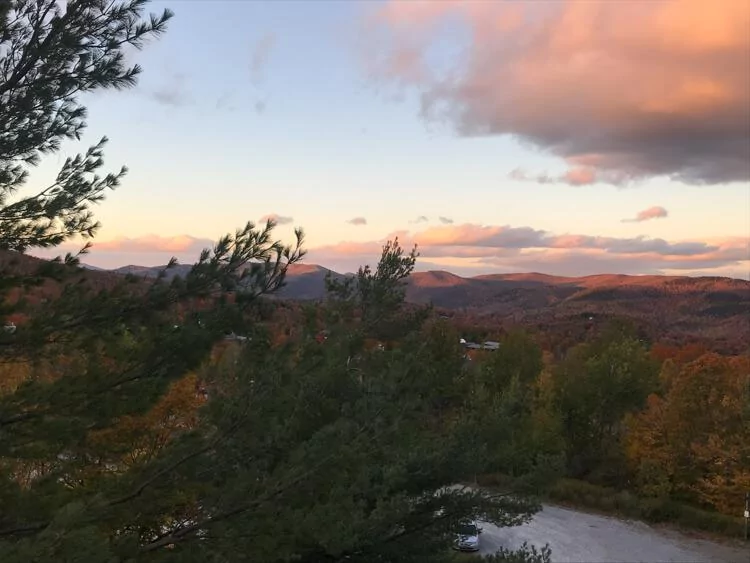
[0,2,303,559]
[0,0,174,251]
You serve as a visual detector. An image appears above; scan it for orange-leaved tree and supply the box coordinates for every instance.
[625,353,750,514]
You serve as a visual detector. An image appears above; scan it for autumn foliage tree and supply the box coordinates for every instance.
[625,353,750,515]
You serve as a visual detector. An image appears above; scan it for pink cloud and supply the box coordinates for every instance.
[563,168,597,186]
[306,223,749,278]
[364,0,750,185]
[622,206,669,223]
[28,228,749,280]
[29,234,215,270]
[93,234,212,253]
[259,213,294,225]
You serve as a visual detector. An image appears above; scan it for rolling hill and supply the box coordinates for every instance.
[99,261,750,324]
[11,255,743,351]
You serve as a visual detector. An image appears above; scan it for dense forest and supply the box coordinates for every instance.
[234,289,750,536]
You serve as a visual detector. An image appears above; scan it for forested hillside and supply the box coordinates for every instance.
[92,261,750,353]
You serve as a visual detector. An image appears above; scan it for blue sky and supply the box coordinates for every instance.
[29,0,750,278]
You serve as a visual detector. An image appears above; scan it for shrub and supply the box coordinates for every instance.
[483,542,552,563]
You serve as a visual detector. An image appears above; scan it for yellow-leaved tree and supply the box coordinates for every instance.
[626,353,750,515]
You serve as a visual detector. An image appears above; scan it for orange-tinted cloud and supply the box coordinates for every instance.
[29,234,216,269]
[93,234,212,253]
[364,0,750,185]
[411,224,724,256]
[307,224,749,278]
[347,216,368,226]
[622,206,669,223]
[30,228,748,279]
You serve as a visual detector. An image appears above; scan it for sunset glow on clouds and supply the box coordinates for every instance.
[305,225,749,278]
[364,0,750,185]
[32,226,748,280]
[622,207,669,223]
[93,235,211,254]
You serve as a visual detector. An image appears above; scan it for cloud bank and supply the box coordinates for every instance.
[364,0,750,185]
[30,227,748,279]
[622,206,669,223]
[30,235,215,270]
[307,224,749,278]
[93,234,211,254]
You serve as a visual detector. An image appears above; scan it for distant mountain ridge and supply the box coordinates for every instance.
[98,262,750,313]
[111,264,194,278]
[96,261,750,350]
[5,250,749,351]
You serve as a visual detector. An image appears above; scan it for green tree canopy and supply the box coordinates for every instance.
[551,325,659,483]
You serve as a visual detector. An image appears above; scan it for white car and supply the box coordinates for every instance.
[453,520,482,552]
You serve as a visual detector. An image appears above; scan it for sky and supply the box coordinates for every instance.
[29,0,750,279]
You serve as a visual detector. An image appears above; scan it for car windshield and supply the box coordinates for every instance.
[457,523,478,536]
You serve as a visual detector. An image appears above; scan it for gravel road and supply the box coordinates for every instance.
[476,504,748,562]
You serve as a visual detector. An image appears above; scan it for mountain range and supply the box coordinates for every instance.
[2,249,746,352]
[104,264,750,346]
[105,262,750,312]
